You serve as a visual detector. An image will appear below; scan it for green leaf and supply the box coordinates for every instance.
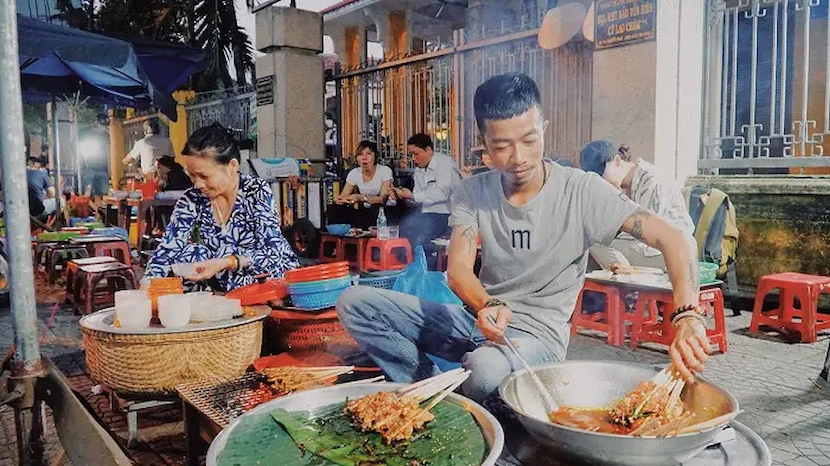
[271,401,487,466]
[217,412,332,466]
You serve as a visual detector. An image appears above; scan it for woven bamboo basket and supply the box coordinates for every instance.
[82,321,263,396]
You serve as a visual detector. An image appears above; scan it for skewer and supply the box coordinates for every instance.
[675,410,744,435]
[629,417,662,436]
[339,375,386,386]
[375,371,470,429]
[387,375,468,439]
[641,411,695,437]
[398,368,464,396]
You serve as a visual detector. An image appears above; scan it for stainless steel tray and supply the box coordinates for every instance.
[79,305,270,335]
[206,382,505,466]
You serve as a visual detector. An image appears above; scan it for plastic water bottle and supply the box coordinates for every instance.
[377,207,390,240]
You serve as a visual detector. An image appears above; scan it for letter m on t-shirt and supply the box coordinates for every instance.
[511,229,531,250]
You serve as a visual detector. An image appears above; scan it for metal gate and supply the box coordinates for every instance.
[702,0,830,173]
[331,30,593,172]
[186,86,255,142]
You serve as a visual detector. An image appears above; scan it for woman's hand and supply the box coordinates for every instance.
[669,317,712,382]
[187,257,232,281]
[477,304,512,344]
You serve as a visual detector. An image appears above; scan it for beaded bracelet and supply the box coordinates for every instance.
[671,309,707,327]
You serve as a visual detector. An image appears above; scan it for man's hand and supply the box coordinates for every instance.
[187,257,232,281]
[394,187,413,200]
[669,317,712,382]
[476,304,512,344]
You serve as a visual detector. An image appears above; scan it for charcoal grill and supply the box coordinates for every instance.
[177,372,280,429]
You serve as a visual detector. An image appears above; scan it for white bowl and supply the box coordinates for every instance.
[157,294,192,328]
[115,290,148,305]
[115,298,152,330]
[170,263,198,278]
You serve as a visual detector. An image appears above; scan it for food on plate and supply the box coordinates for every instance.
[345,391,435,444]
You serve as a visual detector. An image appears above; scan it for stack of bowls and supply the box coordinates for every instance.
[284,261,351,310]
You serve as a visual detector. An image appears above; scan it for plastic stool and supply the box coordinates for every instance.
[92,240,132,267]
[363,238,413,272]
[750,272,830,343]
[571,280,626,346]
[339,236,369,270]
[65,256,119,307]
[629,287,728,353]
[74,262,138,315]
[318,233,341,263]
[46,245,90,284]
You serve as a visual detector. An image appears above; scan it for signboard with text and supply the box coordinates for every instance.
[595,0,657,50]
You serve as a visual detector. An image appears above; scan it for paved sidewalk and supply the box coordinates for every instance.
[1,303,830,465]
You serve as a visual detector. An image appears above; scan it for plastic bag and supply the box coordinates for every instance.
[392,246,463,305]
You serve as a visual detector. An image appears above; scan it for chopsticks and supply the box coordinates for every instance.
[674,410,744,435]
[485,315,559,413]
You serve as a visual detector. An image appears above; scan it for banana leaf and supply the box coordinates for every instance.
[271,400,487,466]
[217,412,332,466]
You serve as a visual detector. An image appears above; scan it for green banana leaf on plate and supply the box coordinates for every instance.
[217,400,487,466]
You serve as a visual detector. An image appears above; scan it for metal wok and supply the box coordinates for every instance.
[498,360,739,466]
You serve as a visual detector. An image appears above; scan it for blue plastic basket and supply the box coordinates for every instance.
[357,271,402,290]
[286,275,352,293]
[289,286,350,310]
[287,276,352,310]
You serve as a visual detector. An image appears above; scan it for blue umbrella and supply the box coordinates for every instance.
[17,15,185,120]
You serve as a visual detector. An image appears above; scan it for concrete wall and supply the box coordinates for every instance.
[591,41,656,164]
[688,175,830,290]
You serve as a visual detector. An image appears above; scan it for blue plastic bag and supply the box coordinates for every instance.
[392,246,463,305]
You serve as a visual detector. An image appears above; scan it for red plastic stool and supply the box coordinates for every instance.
[318,233,342,263]
[65,256,119,307]
[571,280,627,346]
[363,238,413,272]
[629,287,728,353]
[339,236,369,270]
[74,262,138,315]
[71,236,132,267]
[750,272,830,343]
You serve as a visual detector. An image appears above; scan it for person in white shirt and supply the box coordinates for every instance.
[336,140,393,206]
[122,120,174,177]
[393,133,461,248]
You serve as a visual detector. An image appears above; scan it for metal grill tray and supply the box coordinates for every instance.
[177,372,280,428]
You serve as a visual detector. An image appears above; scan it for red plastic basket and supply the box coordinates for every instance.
[267,309,357,351]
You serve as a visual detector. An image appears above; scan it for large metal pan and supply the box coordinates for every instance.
[207,382,505,466]
[498,361,739,466]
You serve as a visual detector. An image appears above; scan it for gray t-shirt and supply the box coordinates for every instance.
[449,165,639,357]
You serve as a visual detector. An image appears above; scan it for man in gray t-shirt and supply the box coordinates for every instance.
[336,73,711,402]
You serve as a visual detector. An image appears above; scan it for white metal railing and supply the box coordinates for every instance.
[702,0,830,173]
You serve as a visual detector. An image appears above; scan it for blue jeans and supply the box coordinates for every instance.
[336,286,563,402]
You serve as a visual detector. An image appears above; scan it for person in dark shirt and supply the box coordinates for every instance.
[156,156,193,192]
[26,156,55,214]
[152,156,193,234]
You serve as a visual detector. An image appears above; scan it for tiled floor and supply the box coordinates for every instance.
[2,301,830,465]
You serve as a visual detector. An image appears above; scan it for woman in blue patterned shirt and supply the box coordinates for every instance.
[144,124,299,291]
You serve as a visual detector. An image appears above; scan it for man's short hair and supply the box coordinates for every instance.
[406,133,433,150]
[144,119,160,135]
[473,72,543,133]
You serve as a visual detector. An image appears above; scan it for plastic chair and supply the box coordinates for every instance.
[318,233,341,263]
[750,272,830,343]
[629,287,728,353]
[74,262,138,315]
[571,280,627,346]
[363,238,413,272]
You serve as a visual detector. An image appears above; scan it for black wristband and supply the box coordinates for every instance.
[483,298,506,310]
